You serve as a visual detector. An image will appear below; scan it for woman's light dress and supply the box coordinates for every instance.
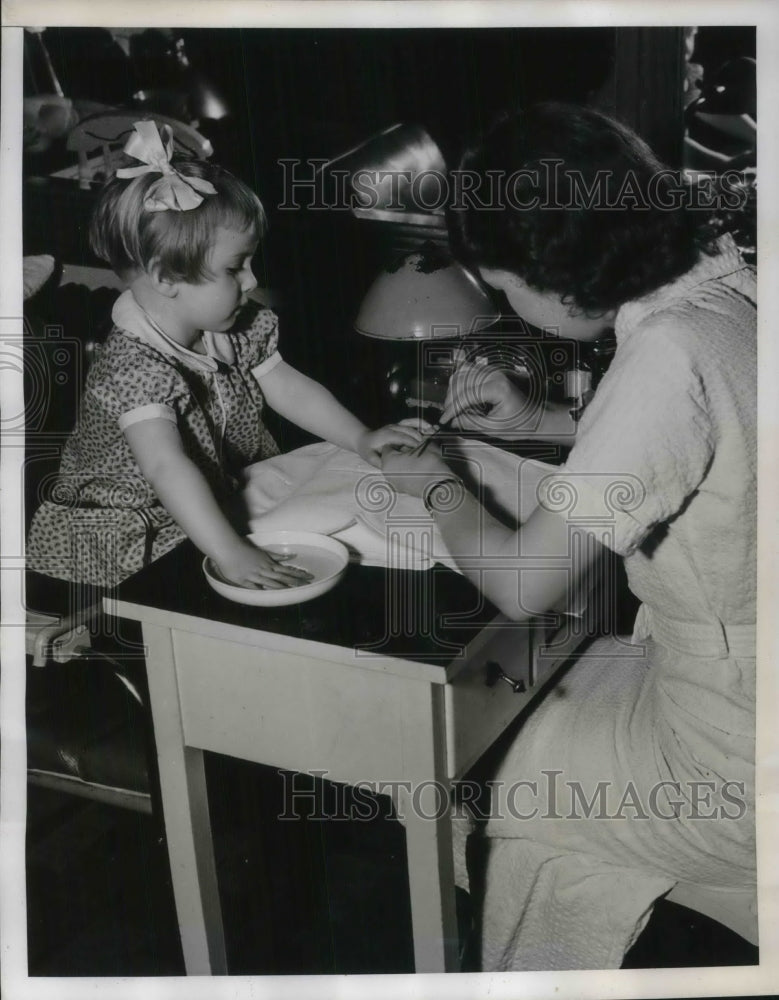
[472,235,757,970]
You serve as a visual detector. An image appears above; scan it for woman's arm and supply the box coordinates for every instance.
[257,359,425,464]
[123,418,311,588]
[441,363,578,445]
[381,445,602,620]
[431,489,602,620]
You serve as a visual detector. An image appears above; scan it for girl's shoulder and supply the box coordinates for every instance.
[232,300,278,338]
[87,326,190,395]
[98,325,177,364]
[228,300,280,363]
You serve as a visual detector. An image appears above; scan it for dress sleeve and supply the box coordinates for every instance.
[87,336,189,430]
[537,322,715,556]
[230,301,283,378]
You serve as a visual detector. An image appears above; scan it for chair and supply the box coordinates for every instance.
[24,112,214,813]
[25,573,153,814]
[66,109,213,187]
[23,269,153,814]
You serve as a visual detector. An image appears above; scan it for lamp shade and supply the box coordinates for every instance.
[319,123,447,215]
[354,247,499,340]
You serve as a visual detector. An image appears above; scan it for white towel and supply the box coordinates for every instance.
[241,441,558,572]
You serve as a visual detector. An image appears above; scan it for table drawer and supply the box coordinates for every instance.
[444,608,593,779]
[171,630,414,786]
[444,617,536,779]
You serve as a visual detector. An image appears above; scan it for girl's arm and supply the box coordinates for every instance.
[123,418,312,589]
[381,445,602,620]
[257,360,424,465]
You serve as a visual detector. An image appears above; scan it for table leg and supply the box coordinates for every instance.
[400,786,460,972]
[143,624,227,974]
[396,683,460,972]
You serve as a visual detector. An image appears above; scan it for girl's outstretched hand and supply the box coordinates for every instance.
[380,440,452,499]
[441,362,532,436]
[357,421,432,467]
[214,539,314,590]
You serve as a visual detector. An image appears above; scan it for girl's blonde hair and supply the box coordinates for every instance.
[89,159,267,282]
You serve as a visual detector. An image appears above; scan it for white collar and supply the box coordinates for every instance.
[614,233,748,342]
[111,289,236,373]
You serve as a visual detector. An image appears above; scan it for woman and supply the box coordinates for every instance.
[381,103,756,970]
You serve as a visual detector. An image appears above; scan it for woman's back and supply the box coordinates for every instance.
[560,235,756,627]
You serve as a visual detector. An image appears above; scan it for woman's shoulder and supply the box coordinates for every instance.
[617,239,755,343]
[606,282,755,423]
[622,288,755,370]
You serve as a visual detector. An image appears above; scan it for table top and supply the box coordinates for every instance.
[109,539,500,670]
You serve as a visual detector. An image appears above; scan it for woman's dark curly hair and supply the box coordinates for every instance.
[449,102,721,314]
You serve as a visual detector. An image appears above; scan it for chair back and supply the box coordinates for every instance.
[66,111,213,187]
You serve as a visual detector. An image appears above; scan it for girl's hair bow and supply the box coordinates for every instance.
[115,120,217,212]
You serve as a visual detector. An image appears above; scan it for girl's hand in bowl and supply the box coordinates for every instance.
[214,539,314,590]
[358,421,433,466]
[380,440,451,499]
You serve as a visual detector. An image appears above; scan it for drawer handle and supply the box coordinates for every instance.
[484,660,527,694]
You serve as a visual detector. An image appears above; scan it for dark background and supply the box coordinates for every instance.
[24,26,756,442]
[25,26,756,432]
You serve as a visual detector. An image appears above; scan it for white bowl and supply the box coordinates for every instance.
[203,530,349,606]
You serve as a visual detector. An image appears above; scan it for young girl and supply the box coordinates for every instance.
[27,120,422,589]
[382,103,756,969]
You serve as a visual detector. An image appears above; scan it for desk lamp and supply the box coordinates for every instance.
[354,245,500,420]
[354,244,499,341]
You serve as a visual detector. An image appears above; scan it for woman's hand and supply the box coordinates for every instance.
[380,441,452,498]
[357,421,432,467]
[440,362,533,437]
[215,539,314,590]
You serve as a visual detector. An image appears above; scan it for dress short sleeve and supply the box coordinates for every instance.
[86,333,189,429]
[538,323,715,556]
[230,301,282,376]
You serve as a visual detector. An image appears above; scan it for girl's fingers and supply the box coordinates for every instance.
[381,429,419,443]
[265,563,314,583]
[240,551,314,588]
[391,429,427,446]
[261,549,312,574]
[243,568,309,589]
[386,423,427,440]
[382,442,445,474]
[265,550,307,570]
[246,577,285,590]
[397,417,435,432]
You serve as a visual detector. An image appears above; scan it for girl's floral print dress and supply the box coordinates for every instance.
[27,291,282,587]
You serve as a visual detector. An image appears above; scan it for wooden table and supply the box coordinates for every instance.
[106,540,591,974]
